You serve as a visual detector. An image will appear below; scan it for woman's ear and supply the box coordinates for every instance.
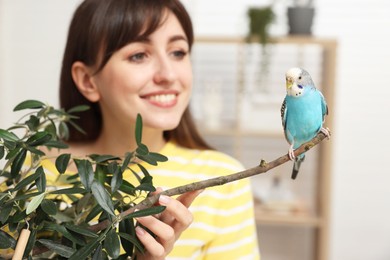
[71,61,100,102]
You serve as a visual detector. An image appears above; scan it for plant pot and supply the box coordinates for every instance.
[287,7,315,35]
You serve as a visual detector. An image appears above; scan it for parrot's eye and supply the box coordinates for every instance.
[298,76,302,80]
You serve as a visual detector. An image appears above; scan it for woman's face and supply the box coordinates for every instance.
[90,11,192,132]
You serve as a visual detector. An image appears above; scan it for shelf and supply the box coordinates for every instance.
[254,205,322,227]
[195,35,337,47]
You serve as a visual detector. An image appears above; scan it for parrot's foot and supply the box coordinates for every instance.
[288,145,295,160]
[320,127,331,139]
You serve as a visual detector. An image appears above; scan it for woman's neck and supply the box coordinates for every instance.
[89,125,166,157]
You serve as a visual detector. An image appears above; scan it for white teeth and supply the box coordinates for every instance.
[149,94,176,103]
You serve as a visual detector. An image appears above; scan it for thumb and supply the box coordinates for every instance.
[176,189,204,208]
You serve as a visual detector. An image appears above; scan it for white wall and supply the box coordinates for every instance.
[0,0,81,128]
[1,1,390,259]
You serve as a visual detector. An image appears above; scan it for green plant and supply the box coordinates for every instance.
[247,6,275,95]
[247,7,275,46]
[0,100,167,259]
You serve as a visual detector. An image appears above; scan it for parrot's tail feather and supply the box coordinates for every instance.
[291,155,305,180]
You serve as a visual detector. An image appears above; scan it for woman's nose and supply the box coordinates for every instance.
[153,56,176,85]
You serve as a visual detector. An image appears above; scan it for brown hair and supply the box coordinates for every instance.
[60,0,211,150]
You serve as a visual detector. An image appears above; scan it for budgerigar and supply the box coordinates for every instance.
[281,67,329,179]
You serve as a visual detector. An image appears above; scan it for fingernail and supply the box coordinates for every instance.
[135,226,145,236]
[159,195,171,205]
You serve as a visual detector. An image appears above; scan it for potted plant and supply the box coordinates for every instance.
[287,0,315,35]
[246,6,275,95]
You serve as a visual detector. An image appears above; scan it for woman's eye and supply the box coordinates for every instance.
[129,52,146,62]
[171,50,187,59]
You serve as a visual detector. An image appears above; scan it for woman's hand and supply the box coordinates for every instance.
[134,188,203,259]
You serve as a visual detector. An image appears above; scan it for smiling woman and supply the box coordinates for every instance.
[9,0,261,259]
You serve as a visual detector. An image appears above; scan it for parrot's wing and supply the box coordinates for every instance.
[281,98,289,141]
[320,91,328,123]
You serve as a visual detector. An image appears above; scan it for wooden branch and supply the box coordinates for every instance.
[91,130,330,232]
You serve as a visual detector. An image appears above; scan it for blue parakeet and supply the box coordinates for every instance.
[281,67,330,179]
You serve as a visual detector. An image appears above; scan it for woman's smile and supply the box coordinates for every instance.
[141,91,179,108]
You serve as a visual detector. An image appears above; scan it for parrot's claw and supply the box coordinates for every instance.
[320,127,331,140]
[288,145,295,160]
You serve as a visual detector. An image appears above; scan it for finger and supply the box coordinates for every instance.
[158,194,194,233]
[135,214,175,245]
[176,189,204,208]
[135,225,165,258]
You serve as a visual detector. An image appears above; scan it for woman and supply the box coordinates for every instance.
[56,0,260,258]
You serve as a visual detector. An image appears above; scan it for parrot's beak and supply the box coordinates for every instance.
[286,77,293,89]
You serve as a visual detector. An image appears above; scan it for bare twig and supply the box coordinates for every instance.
[91,130,330,232]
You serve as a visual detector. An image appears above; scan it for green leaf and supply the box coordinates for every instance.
[111,167,123,194]
[119,218,135,255]
[148,152,168,162]
[49,187,86,195]
[26,193,45,214]
[136,143,149,156]
[137,163,150,177]
[135,183,156,192]
[65,223,98,238]
[0,129,19,142]
[10,148,27,177]
[118,180,136,196]
[26,131,52,146]
[85,204,103,223]
[123,206,166,220]
[121,152,133,172]
[118,232,144,254]
[68,236,101,260]
[75,159,94,191]
[44,223,86,246]
[135,114,143,146]
[68,120,87,135]
[12,166,43,192]
[55,153,71,174]
[0,203,13,224]
[59,122,70,140]
[25,115,40,130]
[90,154,120,163]
[13,99,45,111]
[0,146,4,160]
[11,191,42,202]
[67,104,90,113]
[95,165,106,185]
[38,239,76,258]
[91,181,115,216]
[137,154,157,166]
[26,146,45,156]
[0,229,16,249]
[40,199,57,215]
[35,167,46,193]
[104,229,120,259]
[44,140,69,149]
[92,243,104,260]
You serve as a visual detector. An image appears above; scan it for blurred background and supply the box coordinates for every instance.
[0,0,389,259]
